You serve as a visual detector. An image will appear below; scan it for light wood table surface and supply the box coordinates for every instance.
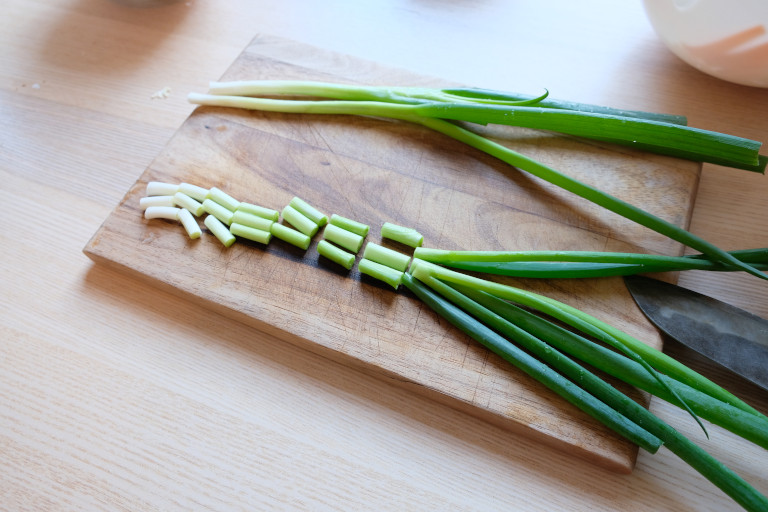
[2,1,767,510]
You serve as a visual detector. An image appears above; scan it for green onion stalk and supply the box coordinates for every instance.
[187,82,767,280]
[412,247,768,278]
[402,271,768,512]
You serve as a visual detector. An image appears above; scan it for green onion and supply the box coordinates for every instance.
[450,282,768,441]
[317,239,355,269]
[281,204,319,237]
[324,224,365,253]
[270,222,311,250]
[140,195,175,209]
[413,247,768,278]
[237,202,280,221]
[146,181,179,197]
[230,223,271,244]
[380,222,424,248]
[206,187,240,212]
[289,196,328,226]
[177,208,202,239]
[231,210,274,232]
[204,215,235,247]
[173,192,204,217]
[403,273,768,512]
[362,242,411,272]
[187,88,767,279]
[330,214,370,237]
[202,198,234,225]
[358,258,404,289]
[178,182,209,202]
[144,206,181,221]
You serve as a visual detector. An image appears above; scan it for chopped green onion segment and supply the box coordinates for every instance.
[380,222,424,248]
[177,208,202,239]
[281,204,320,237]
[358,258,404,289]
[289,196,328,226]
[207,187,241,212]
[173,192,204,217]
[270,222,311,250]
[363,242,411,272]
[230,222,272,244]
[330,214,370,237]
[237,202,280,221]
[144,206,181,221]
[324,224,364,253]
[231,210,274,232]
[140,195,175,209]
[317,239,355,269]
[202,199,234,225]
[178,182,209,202]
[146,181,179,197]
[204,215,235,247]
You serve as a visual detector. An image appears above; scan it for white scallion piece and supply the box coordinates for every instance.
[146,181,179,196]
[178,208,202,239]
[140,195,175,209]
[206,187,240,212]
[202,198,234,225]
[317,240,355,269]
[270,223,311,250]
[179,182,209,202]
[144,206,181,220]
[173,192,204,216]
[204,215,235,247]
[329,214,369,237]
[281,204,319,237]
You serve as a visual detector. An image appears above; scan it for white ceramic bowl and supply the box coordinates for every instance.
[643,0,768,87]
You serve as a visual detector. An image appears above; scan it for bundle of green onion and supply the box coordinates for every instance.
[188,80,767,280]
[403,259,768,512]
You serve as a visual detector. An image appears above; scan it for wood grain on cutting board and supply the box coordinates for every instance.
[84,34,700,473]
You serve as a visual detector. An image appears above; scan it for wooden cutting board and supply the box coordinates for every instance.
[84,34,701,473]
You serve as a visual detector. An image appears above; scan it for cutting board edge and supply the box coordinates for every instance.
[82,239,638,474]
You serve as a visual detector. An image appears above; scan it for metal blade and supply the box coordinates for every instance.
[624,275,768,392]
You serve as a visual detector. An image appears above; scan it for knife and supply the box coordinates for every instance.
[623,275,768,392]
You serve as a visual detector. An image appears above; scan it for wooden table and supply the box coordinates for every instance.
[2,0,766,510]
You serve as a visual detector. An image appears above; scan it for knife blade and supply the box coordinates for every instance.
[623,275,768,392]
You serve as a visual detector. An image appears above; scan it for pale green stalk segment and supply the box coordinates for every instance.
[140,195,175,209]
[144,206,181,220]
[289,196,328,226]
[363,242,411,271]
[204,215,235,247]
[381,222,424,247]
[232,210,274,231]
[317,240,356,269]
[237,202,279,221]
[202,199,234,225]
[270,222,311,250]
[173,192,204,216]
[178,182,209,202]
[330,214,370,236]
[146,181,179,197]
[358,258,403,289]
[282,204,319,237]
[230,223,272,244]
[206,187,241,212]
[324,224,364,253]
[177,208,202,239]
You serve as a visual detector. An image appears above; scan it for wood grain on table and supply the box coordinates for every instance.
[3,1,767,511]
